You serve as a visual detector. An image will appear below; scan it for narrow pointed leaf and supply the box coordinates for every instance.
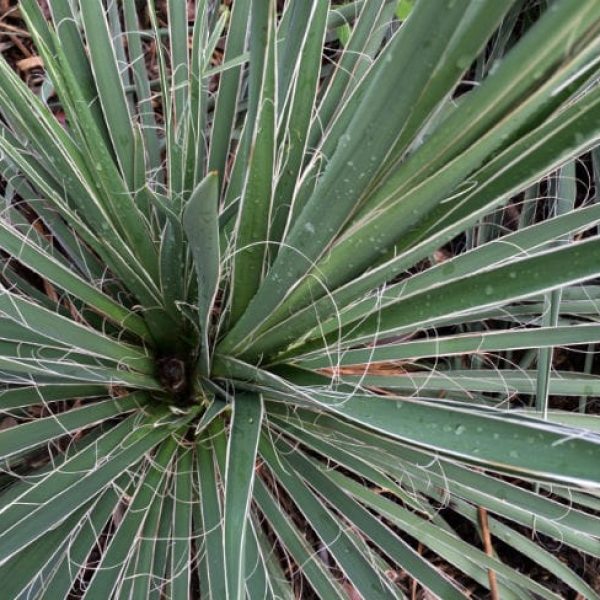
[224,393,264,600]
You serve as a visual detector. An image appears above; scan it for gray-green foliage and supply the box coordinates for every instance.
[1,0,600,597]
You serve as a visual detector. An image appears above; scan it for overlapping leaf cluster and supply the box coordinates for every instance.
[1,0,600,597]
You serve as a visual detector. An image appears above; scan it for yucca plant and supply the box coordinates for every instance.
[2,0,600,597]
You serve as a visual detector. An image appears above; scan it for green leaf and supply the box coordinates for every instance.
[303,392,600,486]
[78,0,135,187]
[83,437,177,598]
[183,171,221,374]
[329,469,569,599]
[237,199,600,358]
[219,0,512,353]
[208,0,251,183]
[230,0,277,324]
[253,478,347,599]
[270,0,329,251]
[0,504,90,599]
[0,384,107,410]
[272,414,427,514]
[0,410,178,564]
[0,218,150,341]
[122,0,162,177]
[298,324,600,368]
[279,236,600,359]
[36,486,123,600]
[167,446,194,599]
[0,394,144,460]
[276,437,472,599]
[183,0,211,191]
[277,407,600,553]
[235,0,600,348]
[308,0,393,152]
[341,370,600,398]
[196,429,227,599]
[259,434,400,599]
[224,394,264,600]
[0,287,152,370]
